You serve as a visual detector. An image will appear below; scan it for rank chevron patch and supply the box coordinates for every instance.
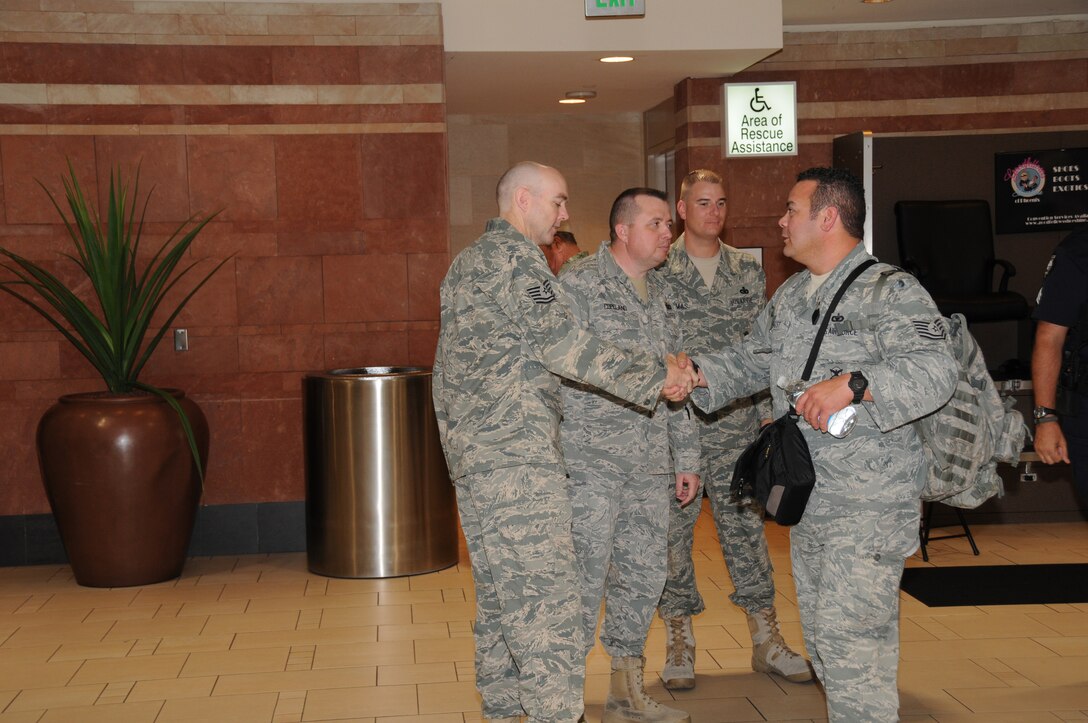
[527,279,557,304]
[913,318,947,340]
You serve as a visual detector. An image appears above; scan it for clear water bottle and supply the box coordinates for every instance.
[780,378,858,438]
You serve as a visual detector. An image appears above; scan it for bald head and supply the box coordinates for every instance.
[496,162,554,213]
[494,161,570,246]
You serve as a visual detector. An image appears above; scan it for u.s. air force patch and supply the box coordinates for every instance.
[527,279,557,304]
[912,317,947,340]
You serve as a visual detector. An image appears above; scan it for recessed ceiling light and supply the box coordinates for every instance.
[861,0,892,3]
[564,90,597,102]
[559,98,586,104]
[600,56,634,63]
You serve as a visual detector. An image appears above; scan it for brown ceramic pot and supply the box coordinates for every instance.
[36,390,208,587]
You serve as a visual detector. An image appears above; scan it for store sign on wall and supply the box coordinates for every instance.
[585,0,645,18]
[722,82,798,158]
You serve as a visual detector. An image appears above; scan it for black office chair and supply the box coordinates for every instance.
[894,200,1029,323]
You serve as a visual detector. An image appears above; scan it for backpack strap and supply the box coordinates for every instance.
[802,259,876,381]
[825,265,901,334]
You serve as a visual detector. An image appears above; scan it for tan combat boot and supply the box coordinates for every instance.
[661,616,695,690]
[604,656,690,723]
[747,607,814,682]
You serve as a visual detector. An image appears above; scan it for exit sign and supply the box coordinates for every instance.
[585,0,645,18]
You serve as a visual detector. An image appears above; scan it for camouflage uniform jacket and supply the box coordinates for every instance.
[558,244,700,477]
[433,218,668,481]
[557,250,589,276]
[692,243,958,513]
[655,234,772,467]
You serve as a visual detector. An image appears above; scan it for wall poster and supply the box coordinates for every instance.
[994,147,1088,234]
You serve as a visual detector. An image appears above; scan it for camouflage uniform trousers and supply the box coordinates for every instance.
[790,505,919,723]
[569,469,671,659]
[455,464,585,723]
[659,435,775,618]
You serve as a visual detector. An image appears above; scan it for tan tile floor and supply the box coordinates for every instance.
[1,502,1087,722]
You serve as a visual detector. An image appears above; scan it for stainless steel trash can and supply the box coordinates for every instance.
[303,366,457,578]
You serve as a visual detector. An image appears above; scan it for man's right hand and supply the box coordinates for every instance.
[1035,421,1071,464]
[663,353,698,401]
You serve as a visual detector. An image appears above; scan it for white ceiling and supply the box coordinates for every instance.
[443,0,1088,116]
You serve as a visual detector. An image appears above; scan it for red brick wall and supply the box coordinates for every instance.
[0,3,447,515]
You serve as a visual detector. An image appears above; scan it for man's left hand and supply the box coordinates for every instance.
[675,472,701,507]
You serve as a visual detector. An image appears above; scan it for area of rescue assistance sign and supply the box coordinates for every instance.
[722,82,798,158]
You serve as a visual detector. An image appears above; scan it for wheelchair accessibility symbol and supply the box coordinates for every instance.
[749,87,771,113]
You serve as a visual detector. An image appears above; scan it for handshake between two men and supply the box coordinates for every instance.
[662,352,703,402]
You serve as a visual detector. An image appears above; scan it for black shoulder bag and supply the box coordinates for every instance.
[730,260,876,525]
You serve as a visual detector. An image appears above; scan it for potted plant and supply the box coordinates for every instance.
[0,161,228,587]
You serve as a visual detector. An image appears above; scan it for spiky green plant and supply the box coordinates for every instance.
[0,160,229,475]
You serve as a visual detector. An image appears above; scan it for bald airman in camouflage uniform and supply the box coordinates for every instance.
[654,170,811,688]
[433,163,696,723]
[559,188,701,723]
[689,168,956,722]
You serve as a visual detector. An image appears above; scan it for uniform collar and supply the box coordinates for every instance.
[485,217,532,246]
[666,232,731,286]
[596,241,662,299]
[808,243,873,305]
[595,241,629,280]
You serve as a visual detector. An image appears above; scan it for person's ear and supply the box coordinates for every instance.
[820,206,839,232]
[676,200,688,221]
[515,186,532,213]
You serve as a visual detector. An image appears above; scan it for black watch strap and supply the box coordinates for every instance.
[849,371,867,404]
[1033,405,1059,420]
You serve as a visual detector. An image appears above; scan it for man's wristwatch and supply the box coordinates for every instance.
[1033,405,1060,424]
[848,371,868,404]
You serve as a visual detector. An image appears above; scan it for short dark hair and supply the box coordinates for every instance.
[796,167,866,240]
[553,230,578,247]
[609,187,668,242]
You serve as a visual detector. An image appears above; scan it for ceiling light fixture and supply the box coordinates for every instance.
[561,90,596,105]
[600,56,634,63]
[861,0,892,3]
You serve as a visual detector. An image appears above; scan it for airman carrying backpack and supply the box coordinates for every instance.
[866,270,1028,508]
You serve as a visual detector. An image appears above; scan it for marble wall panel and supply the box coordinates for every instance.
[197,398,245,504]
[237,396,304,503]
[0,398,51,512]
[357,44,443,85]
[0,341,60,380]
[322,253,408,324]
[277,229,366,257]
[139,335,241,378]
[273,135,363,228]
[359,218,448,255]
[322,329,409,369]
[0,136,96,224]
[93,135,190,223]
[270,46,362,85]
[235,256,324,327]
[407,326,438,367]
[359,132,446,220]
[169,263,240,329]
[238,332,324,374]
[187,136,278,223]
[0,225,70,263]
[0,43,187,84]
[406,252,446,322]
